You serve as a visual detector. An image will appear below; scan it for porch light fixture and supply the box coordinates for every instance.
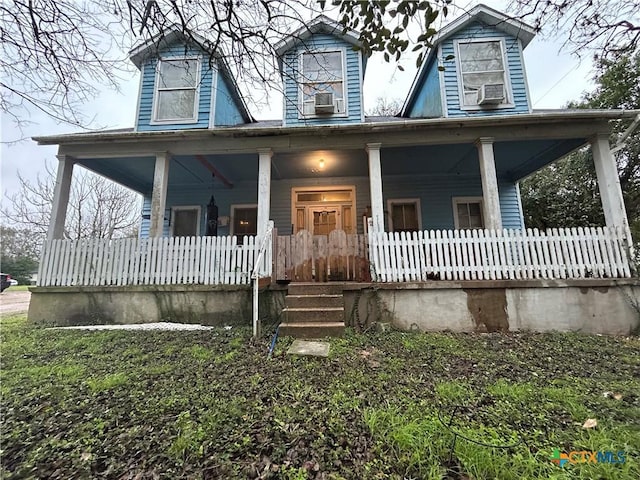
[318,158,325,170]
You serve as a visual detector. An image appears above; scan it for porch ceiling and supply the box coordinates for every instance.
[76,137,587,193]
[78,156,156,193]
[382,138,586,180]
[78,154,259,194]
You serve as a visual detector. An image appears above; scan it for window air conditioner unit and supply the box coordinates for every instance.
[314,92,335,113]
[477,83,505,105]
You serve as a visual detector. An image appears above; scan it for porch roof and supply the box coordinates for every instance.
[34,109,638,145]
[33,110,639,195]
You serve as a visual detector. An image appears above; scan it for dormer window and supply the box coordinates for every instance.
[153,58,200,123]
[300,51,346,117]
[455,40,511,109]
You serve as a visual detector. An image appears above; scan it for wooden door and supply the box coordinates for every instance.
[309,207,340,235]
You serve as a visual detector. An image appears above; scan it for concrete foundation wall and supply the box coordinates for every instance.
[28,285,286,327]
[344,280,640,335]
[29,281,640,335]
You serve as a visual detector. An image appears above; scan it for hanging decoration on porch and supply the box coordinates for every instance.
[206,174,218,236]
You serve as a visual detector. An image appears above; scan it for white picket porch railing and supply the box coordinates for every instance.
[37,234,272,287]
[368,226,632,282]
[37,226,632,287]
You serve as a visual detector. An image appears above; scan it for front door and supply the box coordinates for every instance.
[309,207,340,235]
[291,186,356,235]
[283,186,366,281]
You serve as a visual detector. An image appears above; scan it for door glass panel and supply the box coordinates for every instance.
[313,210,337,235]
[342,206,353,234]
[296,208,306,233]
[297,191,351,202]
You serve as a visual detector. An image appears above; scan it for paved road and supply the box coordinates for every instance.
[0,290,31,315]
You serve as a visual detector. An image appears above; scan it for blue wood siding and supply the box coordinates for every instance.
[214,73,246,126]
[498,181,524,229]
[139,174,523,238]
[407,55,443,118]
[282,34,363,126]
[381,175,523,230]
[136,43,215,131]
[140,185,254,238]
[140,196,171,237]
[140,177,370,238]
[440,22,530,117]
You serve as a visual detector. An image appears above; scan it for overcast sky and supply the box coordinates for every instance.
[0,0,596,204]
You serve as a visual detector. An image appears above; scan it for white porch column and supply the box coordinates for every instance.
[591,133,630,232]
[149,152,170,237]
[47,154,75,241]
[366,142,384,232]
[257,149,272,240]
[476,137,502,230]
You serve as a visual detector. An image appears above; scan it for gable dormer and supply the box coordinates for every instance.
[275,16,368,126]
[402,4,536,118]
[129,28,252,131]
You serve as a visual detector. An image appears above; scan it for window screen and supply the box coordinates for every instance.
[173,208,199,237]
[391,202,419,233]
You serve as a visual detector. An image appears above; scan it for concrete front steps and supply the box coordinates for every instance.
[279,283,345,338]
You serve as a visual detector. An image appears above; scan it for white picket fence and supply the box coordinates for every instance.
[38,235,272,287]
[368,227,632,282]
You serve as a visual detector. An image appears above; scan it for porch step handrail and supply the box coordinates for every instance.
[252,221,274,337]
[368,226,632,282]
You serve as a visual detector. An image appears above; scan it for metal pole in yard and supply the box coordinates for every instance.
[253,275,259,337]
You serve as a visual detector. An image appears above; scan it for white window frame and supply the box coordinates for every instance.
[170,206,202,236]
[454,38,514,111]
[298,48,348,119]
[452,196,484,229]
[230,204,258,236]
[151,56,201,124]
[387,198,422,232]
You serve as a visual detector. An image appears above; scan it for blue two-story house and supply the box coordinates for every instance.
[31,4,639,336]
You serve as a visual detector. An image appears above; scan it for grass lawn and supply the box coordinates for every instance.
[4,285,30,292]
[1,314,639,479]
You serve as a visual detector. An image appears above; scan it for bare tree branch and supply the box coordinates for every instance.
[1,162,141,253]
[2,0,637,133]
[367,96,403,116]
[509,0,640,58]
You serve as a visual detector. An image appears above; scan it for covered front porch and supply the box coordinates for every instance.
[36,112,633,288]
